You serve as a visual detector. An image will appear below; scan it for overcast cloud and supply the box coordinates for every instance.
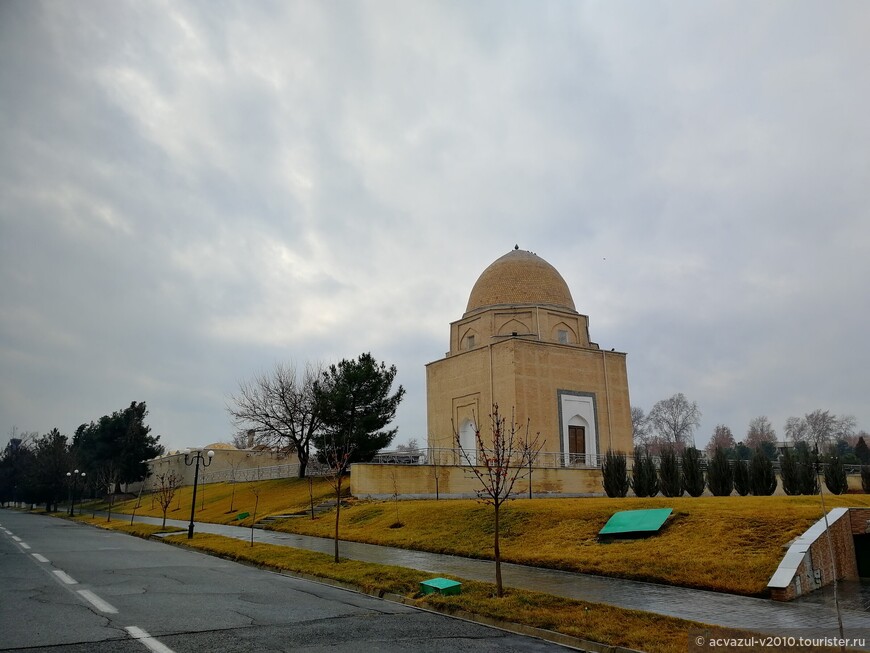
[1,1,868,452]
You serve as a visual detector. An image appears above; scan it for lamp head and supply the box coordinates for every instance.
[207,450,215,458]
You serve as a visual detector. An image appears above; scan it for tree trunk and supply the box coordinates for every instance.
[333,478,342,563]
[494,502,503,597]
[298,452,308,479]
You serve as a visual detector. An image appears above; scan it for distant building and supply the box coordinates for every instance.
[146,442,299,487]
[425,248,633,463]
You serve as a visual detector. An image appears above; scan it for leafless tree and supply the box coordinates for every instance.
[396,438,419,452]
[706,424,736,457]
[155,471,180,528]
[319,432,354,563]
[228,362,323,477]
[785,410,856,449]
[454,404,542,597]
[648,393,701,449]
[631,406,651,447]
[745,416,777,451]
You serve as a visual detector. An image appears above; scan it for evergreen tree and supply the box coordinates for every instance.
[658,446,683,497]
[706,446,733,496]
[748,448,777,496]
[795,443,820,495]
[855,437,870,465]
[823,448,849,495]
[779,447,801,495]
[313,353,406,464]
[861,466,870,494]
[733,459,750,496]
[631,447,659,498]
[602,449,630,498]
[681,447,705,497]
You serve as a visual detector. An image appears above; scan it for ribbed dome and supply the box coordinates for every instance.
[465,249,576,315]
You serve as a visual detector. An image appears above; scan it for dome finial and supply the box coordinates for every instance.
[514,244,519,250]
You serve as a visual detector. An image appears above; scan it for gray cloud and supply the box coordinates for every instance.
[2,0,868,451]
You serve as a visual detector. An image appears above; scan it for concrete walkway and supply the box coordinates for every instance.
[116,513,870,642]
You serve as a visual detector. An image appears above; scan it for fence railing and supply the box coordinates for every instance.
[372,447,606,469]
[201,462,331,484]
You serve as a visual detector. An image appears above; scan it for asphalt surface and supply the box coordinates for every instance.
[0,509,571,652]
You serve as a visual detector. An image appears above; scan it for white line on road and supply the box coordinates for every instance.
[12,535,21,541]
[20,542,31,549]
[32,553,50,563]
[53,570,78,584]
[125,626,176,653]
[78,589,118,614]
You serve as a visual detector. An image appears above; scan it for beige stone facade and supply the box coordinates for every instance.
[426,248,633,462]
[145,442,299,487]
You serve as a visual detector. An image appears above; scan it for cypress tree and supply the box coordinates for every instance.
[734,459,750,496]
[780,447,801,495]
[796,444,820,495]
[602,449,629,498]
[659,446,683,498]
[681,447,705,497]
[824,448,848,495]
[855,437,870,465]
[706,446,733,496]
[861,466,870,493]
[749,448,777,496]
[631,447,659,498]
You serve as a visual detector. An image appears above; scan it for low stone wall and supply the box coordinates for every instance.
[350,463,604,499]
[768,508,861,601]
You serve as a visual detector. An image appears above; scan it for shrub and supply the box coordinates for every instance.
[706,446,733,496]
[630,447,659,498]
[824,448,848,495]
[602,450,630,498]
[733,460,750,496]
[861,466,870,493]
[681,447,705,497]
[779,448,800,495]
[658,446,683,498]
[749,448,777,496]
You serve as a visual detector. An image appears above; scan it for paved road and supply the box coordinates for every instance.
[127,512,870,640]
[0,510,570,652]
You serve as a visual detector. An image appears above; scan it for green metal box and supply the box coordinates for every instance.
[420,577,462,596]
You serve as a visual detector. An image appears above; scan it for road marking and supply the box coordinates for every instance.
[78,589,118,614]
[125,626,176,653]
[53,570,78,584]
[32,553,50,563]
[20,542,31,549]
[12,535,21,542]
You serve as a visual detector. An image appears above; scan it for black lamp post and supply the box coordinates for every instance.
[66,469,86,516]
[184,449,214,539]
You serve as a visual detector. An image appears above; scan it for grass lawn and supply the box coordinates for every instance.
[107,477,870,596]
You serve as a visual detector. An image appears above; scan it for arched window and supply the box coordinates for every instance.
[458,419,477,465]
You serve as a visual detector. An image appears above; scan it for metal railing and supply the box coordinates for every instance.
[201,461,332,484]
[372,447,606,468]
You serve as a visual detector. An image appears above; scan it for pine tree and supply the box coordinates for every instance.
[631,447,659,498]
[796,444,820,495]
[861,466,870,493]
[706,446,733,496]
[681,447,705,497]
[856,437,870,465]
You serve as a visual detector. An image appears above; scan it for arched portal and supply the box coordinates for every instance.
[459,419,477,465]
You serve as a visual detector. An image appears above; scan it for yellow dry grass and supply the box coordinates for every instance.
[268,493,870,595]
[108,477,870,596]
[109,477,336,525]
[73,515,184,538]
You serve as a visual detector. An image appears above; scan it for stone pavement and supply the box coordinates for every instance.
[119,513,870,641]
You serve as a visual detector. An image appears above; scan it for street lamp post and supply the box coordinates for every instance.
[184,449,214,539]
[66,470,86,516]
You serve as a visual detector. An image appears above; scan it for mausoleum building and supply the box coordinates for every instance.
[425,247,633,462]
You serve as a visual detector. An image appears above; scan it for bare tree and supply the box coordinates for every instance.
[319,432,354,563]
[785,410,856,449]
[648,393,701,449]
[746,416,777,454]
[706,424,736,457]
[631,406,651,447]
[454,404,542,597]
[155,471,180,528]
[228,362,323,477]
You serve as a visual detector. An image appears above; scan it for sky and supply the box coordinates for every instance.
[1,1,868,454]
